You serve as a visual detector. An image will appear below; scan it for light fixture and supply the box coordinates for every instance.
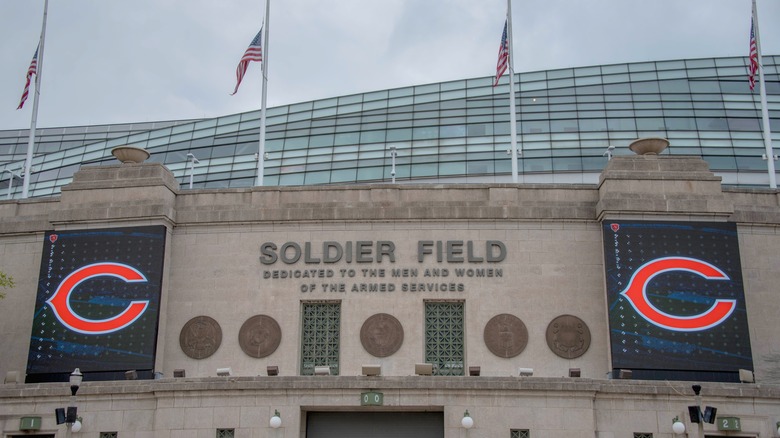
[69,368,83,396]
[415,363,433,376]
[389,145,397,183]
[270,410,282,429]
[55,368,84,435]
[71,417,83,432]
[267,366,279,376]
[4,370,20,384]
[185,153,200,190]
[603,145,615,160]
[216,367,232,377]
[362,364,381,376]
[518,367,533,377]
[461,410,474,429]
[672,416,686,434]
[3,169,20,200]
[738,369,754,383]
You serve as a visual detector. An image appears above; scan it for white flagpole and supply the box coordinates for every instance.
[256,0,271,186]
[752,0,777,188]
[506,0,520,183]
[22,0,49,199]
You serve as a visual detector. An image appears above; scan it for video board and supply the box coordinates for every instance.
[27,226,166,379]
[602,221,753,374]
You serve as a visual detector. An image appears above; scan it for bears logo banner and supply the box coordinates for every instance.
[602,221,753,375]
[27,226,166,379]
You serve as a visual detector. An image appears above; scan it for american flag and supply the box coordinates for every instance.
[17,46,39,110]
[748,16,758,91]
[231,28,263,95]
[494,21,509,87]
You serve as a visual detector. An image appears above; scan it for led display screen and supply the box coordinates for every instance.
[603,221,753,373]
[26,226,166,378]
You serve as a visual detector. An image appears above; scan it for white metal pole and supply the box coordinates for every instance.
[186,153,199,189]
[752,0,777,188]
[390,146,397,183]
[5,171,15,200]
[506,0,520,183]
[256,0,271,186]
[22,0,49,198]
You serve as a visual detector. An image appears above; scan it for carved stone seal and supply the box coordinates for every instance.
[179,316,222,359]
[238,315,282,358]
[546,314,591,359]
[483,314,528,358]
[360,313,404,357]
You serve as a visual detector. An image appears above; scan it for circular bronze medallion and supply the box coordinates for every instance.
[360,313,404,357]
[238,315,282,358]
[483,314,528,358]
[179,316,222,359]
[545,314,591,359]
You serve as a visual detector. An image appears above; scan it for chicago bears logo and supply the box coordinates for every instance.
[46,262,150,335]
[619,257,737,332]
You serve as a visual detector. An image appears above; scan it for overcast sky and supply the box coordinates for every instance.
[1,0,778,131]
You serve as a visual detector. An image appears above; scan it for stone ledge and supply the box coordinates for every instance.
[2,376,777,399]
[49,204,175,225]
[63,163,180,193]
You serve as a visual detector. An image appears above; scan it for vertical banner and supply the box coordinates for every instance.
[27,226,166,380]
[603,221,753,375]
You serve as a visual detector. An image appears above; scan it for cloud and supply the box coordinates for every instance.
[0,0,777,130]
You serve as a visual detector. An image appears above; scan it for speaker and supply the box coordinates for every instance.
[688,406,701,423]
[66,406,78,423]
[703,406,717,424]
[55,408,66,425]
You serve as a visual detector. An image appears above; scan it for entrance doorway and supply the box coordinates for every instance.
[306,412,444,438]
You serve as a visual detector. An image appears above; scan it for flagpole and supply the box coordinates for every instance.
[256,0,271,187]
[506,0,520,183]
[22,0,48,199]
[752,0,777,188]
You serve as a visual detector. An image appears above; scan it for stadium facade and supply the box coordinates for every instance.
[0,55,779,197]
[0,56,779,438]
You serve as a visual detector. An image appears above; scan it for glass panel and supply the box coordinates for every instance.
[284,137,309,150]
[522,120,550,134]
[335,132,360,145]
[357,166,384,181]
[360,131,385,143]
[279,172,305,185]
[440,125,466,138]
[413,127,439,139]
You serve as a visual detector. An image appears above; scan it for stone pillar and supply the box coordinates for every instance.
[52,163,179,226]
[50,162,179,375]
[596,155,733,221]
